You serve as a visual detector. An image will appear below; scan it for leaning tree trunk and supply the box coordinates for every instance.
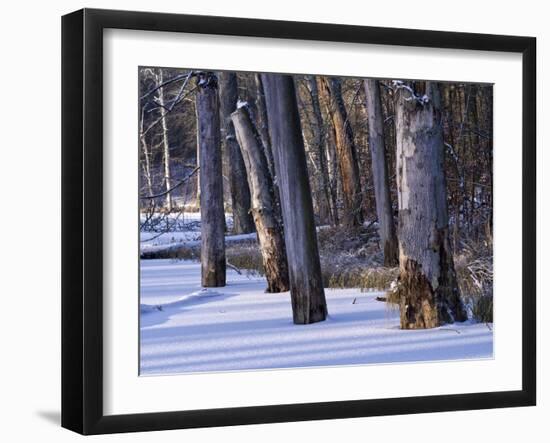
[218,72,255,234]
[364,79,398,266]
[261,73,327,324]
[196,72,226,287]
[317,76,363,227]
[232,106,289,293]
[394,81,467,329]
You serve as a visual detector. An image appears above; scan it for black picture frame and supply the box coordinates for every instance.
[61,8,536,435]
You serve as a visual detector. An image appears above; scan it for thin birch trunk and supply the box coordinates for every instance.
[139,108,153,198]
[156,69,173,211]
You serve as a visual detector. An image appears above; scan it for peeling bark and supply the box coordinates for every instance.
[232,107,289,292]
[261,73,328,324]
[196,72,226,287]
[394,81,466,329]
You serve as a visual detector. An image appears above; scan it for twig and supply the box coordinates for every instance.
[439,328,461,334]
[226,261,242,275]
[140,167,199,200]
[140,72,193,100]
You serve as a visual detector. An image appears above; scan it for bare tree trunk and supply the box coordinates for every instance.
[232,107,289,292]
[196,72,226,287]
[254,74,276,179]
[139,108,154,198]
[326,131,340,226]
[317,76,363,227]
[307,75,334,225]
[364,79,398,266]
[218,72,255,234]
[195,132,200,209]
[253,74,283,226]
[261,73,327,324]
[156,69,173,211]
[394,81,466,329]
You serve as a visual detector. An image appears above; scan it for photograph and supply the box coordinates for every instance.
[138,68,494,376]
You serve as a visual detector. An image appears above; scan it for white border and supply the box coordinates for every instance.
[103,29,523,415]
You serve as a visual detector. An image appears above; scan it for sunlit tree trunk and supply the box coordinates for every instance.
[317,76,363,227]
[394,81,466,329]
[261,73,327,324]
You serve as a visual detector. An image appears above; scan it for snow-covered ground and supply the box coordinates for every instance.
[140,259,493,376]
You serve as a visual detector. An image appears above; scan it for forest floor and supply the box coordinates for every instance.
[140,258,493,375]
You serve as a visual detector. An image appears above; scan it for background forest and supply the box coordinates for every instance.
[139,68,493,342]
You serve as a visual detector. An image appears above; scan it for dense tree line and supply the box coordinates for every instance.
[139,67,493,329]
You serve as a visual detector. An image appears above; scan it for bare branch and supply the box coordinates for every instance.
[140,71,194,100]
[139,167,199,200]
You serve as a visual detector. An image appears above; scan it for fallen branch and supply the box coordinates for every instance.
[226,261,242,275]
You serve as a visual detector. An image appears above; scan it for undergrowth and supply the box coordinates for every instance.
[142,224,493,323]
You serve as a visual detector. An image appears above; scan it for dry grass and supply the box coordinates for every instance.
[141,225,493,323]
[454,239,493,322]
[225,240,265,277]
[323,265,398,291]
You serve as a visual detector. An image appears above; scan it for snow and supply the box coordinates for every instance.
[236,99,248,109]
[140,259,493,376]
[141,232,257,254]
[140,211,256,254]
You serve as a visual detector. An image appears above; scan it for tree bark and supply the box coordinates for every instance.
[261,73,328,324]
[364,79,398,266]
[307,75,334,225]
[394,81,467,329]
[254,74,276,180]
[317,76,363,227]
[253,74,282,225]
[139,108,154,198]
[196,72,226,287]
[218,72,255,234]
[156,69,173,211]
[232,106,289,292]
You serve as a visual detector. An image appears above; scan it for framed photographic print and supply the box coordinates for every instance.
[61,8,536,435]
